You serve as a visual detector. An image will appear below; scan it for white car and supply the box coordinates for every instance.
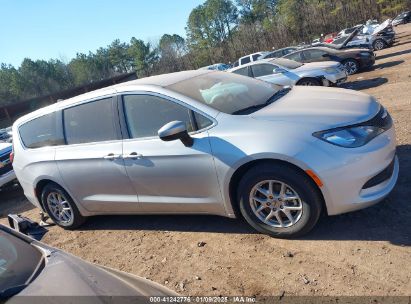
[234,52,268,67]
[12,70,398,238]
[229,58,347,87]
[0,142,16,188]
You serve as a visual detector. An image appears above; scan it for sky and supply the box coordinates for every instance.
[0,0,204,67]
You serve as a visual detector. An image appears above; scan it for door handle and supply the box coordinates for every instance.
[122,152,143,159]
[103,153,122,160]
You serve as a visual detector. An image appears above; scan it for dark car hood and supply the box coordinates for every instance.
[7,248,176,301]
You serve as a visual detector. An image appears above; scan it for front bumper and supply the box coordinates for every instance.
[324,72,347,86]
[301,126,398,216]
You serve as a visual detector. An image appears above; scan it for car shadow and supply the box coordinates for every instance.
[376,48,411,60]
[340,77,388,90]
[392,39,411,47]
[371,60,404,70]
[80,144,410,247]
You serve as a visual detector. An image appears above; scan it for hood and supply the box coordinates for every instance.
[250,86,380,129]
[11,249,177,299]
[295,61,339,71]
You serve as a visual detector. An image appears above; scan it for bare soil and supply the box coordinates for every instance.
[1,24,411,297]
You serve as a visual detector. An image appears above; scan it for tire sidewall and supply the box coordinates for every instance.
[343,59,359,75]
[41,184,84,229]
[373,39,385,51]
[297,78,321,86]
[238,166,322,238]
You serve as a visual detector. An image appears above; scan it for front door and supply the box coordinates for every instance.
[55,96,138,213]
[120,93,224,214]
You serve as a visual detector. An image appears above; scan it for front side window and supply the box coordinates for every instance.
[284,51,302,62]
[123,95,194,139]
[63,97,118,145]
[232,67,249,77]
[303,49,327,60]
[251,64,276,77]
[283,48,296,55]
[193,112,213,130]
[19,112,64,149]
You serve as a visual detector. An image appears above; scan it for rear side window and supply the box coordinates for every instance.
[123,95,194,139]
[19,112,64,149]
[63,97,118,145]
[240,56,251,65]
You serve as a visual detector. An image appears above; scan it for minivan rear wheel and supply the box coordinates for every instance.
[237,164,322,238]
[41,183,86,229]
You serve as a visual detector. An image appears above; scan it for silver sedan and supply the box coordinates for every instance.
[12,71,398,238]
[229,58,347,87]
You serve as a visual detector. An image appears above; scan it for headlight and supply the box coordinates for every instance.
[313,107,392,148]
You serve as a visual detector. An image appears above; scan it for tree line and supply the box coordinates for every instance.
[1,0,409,105]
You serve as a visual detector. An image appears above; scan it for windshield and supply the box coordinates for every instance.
[0,230,43,295]
[167,72,281,114]
[269,58,303,69]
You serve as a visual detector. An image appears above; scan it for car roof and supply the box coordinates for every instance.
[14,70,214,125]
[229,58,274,71]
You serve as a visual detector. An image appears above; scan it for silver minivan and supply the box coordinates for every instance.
[12,70,398,238]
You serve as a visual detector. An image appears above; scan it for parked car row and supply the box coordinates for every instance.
[230,58,347,87]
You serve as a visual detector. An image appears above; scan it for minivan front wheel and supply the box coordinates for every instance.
[41,184,86,229]
[237,164,322,238]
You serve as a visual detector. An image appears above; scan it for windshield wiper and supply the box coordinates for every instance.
[233,88,291,115]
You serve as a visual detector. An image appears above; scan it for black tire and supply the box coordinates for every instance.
[237,163,323,238]
[296,78,322,86]
[41,183,86,229]
[342,59,359,75]
[373,39,386,51]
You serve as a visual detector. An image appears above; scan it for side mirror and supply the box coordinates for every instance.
[158,121,193,147]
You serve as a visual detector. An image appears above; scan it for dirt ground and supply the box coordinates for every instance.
[1,24,411,297]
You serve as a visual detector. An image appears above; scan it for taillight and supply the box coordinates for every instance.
[10,151,14,163]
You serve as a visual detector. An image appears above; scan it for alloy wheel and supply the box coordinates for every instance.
[46,191,73,224]
[249,180,303,228]
[344,61,358,75]
[374,40,385,51]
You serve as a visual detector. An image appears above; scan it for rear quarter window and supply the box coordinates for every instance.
[19,112,64,149]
